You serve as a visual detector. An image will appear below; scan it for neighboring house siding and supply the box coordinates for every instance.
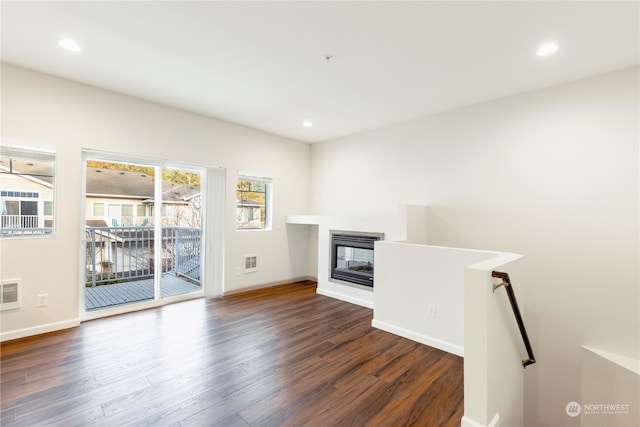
[85,197,151,227]
[236,201,262,229]
[85,196,200,228]
[0,173,53,230]
[84,167,201,228]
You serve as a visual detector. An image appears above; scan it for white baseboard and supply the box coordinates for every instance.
[461,416,484,427]
[460,413,500,427]
[0,318,81,342]
[371,318,464,357]
[316,287,374,309]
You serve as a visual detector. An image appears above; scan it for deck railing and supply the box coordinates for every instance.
[85,225,201,288]
[0,215,41,234]
[0,215,49,236]
[1,214,39,228]
[1,227,53,237]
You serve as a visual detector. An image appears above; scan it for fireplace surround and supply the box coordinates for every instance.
[330,231,383,287]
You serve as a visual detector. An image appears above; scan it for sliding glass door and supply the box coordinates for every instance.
[83,155,203,312]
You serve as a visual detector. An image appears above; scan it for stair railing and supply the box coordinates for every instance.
[492,271,536,368]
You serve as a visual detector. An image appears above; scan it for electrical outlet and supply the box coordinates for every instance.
[235,267,241,277]
[37,293,48,307]
[427,304,436,318]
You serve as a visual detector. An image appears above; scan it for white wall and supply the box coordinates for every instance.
[310,67,639,426]
[374,242,498,356]
[0,64,311,338]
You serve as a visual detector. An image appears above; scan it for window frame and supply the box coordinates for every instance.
[0,145,56,239]
[236,173,273,231]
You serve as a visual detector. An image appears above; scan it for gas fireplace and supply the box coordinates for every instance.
[330,231,383,287]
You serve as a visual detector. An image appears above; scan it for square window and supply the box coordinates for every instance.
[44,201,53,216]
[93,203,105,216]
[0,146,55,238]
[236,174,272,231]
[161,204,175,218]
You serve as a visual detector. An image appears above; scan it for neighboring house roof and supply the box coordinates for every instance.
[86,220,108,227]
[0,156,54,185]
[5,166,257,209]
[0,164,54,188]
[86,168,199,202]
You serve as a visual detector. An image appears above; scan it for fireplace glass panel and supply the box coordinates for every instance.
[336,246,374,275]
[330,232,381,287]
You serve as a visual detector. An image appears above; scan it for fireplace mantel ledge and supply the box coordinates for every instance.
[287,206,429,244]
[285,214,395,226]
[285,215,322,225]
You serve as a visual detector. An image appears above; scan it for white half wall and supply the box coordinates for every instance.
[580,346,640,426]
[373,239,528,427]
[373,241,498,356]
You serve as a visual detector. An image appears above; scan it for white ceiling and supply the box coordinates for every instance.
[1,1,638,143]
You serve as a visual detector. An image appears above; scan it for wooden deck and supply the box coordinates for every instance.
[85,272,201,310]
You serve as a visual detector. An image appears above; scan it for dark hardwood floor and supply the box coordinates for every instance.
[1,281,463,426]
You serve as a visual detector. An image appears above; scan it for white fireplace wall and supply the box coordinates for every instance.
[286,204,428,307]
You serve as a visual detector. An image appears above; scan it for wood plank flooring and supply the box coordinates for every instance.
[1,281,464,427]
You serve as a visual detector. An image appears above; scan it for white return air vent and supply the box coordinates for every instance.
[243,254,258,273]
[1,279,22,311]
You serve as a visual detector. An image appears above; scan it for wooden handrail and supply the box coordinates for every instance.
[492,271,536,368]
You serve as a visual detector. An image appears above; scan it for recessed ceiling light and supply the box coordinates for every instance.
[536,42,558,57]
[302,120,313,128]
[58,39,81,52]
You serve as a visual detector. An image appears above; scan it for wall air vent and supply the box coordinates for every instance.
[243,254,258,273]
[1,279,21,311]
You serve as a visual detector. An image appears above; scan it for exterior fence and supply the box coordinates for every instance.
[85,226,201,287]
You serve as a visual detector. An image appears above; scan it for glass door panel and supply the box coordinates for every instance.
[159,166,203,299]
[84,160,156,310]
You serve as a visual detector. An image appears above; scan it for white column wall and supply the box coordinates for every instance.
[463,254,526,427]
